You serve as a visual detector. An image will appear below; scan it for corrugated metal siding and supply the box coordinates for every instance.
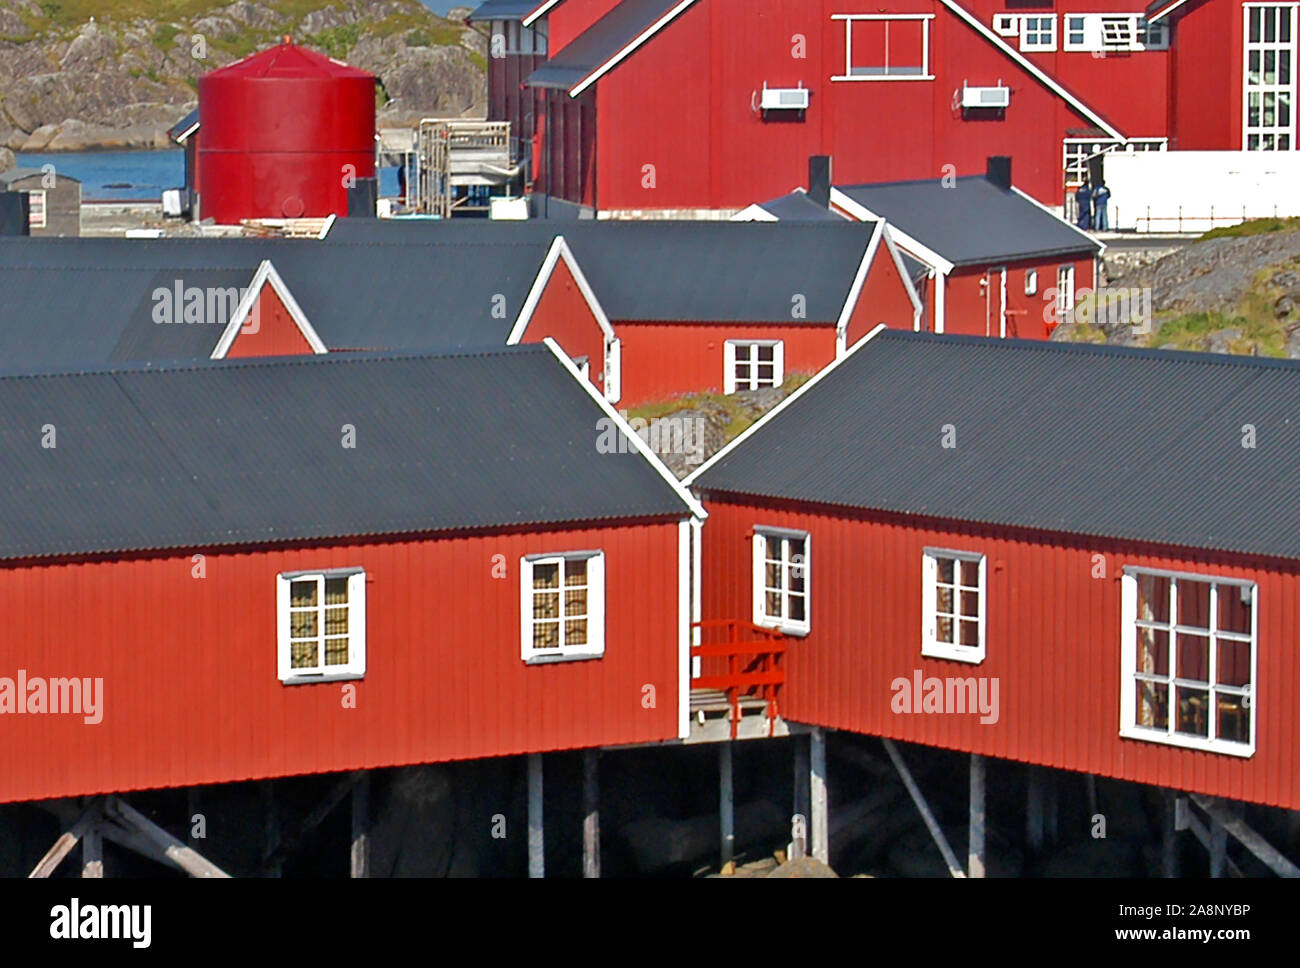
[519,256,608,396]
[226,284,315,358]
[848,241,917,343]
[0,519,683,804]
[700,495,1300,809]
[616,322,835,407]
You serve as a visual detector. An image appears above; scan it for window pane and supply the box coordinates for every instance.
[959,559,981,587]
[325,606,348,636]
[766,590,783,616]
[936,585,955,615]
[1136,627,1169,676]
[1175,687,1210,736]
[960,589,979,618]
[1177,580,1210,629]
[533,621,559,649]
[1218,584,1253,634]
[936,615,954,644]
[765,561,782,589]
[959,619,980,647]
[533,563,559,589]
[565,619,588,645]
[291,579,317,607]
[1136,573,1170,623]
[1217,694,1250,743]
[1216,640,1251,687]
[291,640,318,669]
[788,594,806,622]
[936,557,955,583]
[1176,634,1209,681]
[757,345,774,362]
[565,586,588,616]
[565,559,587,585]
[534,591,559,619]
[1136,679,1169,729]
[290,611,318,638]
[789,562,805,595]
[325,577,349,605]
[324,637,349,665]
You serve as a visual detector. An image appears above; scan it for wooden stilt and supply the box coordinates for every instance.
[810,728,828,864]
[882,738,966,878]
[1210,817,1227,878]
[1192,795,1299,878]
[350,771,370,879]
[104,797,230,878]
[29,799,102,879]
[792,733,809,860]
[1027,766,1044,852]
[719,743,735,867]
[81,824,103,879]
[527,753,544,878]
[1161,792,1181,878]
[968,753,986,878]
[582,749,600,879]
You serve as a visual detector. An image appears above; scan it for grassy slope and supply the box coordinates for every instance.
[625,372,813,442]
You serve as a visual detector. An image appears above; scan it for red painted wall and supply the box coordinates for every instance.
[225,284,316,358]
[0,519,685,804]
[549,0,626,51]
[698,494,1300,811]
[1169,0,1242,149]
[617,322,835,407]
[519,256,609,396]
[847,240,917,344]
[581,0,1113,211]
[941,254,1095,338]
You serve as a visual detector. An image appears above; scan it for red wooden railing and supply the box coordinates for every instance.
[691,619,788,739]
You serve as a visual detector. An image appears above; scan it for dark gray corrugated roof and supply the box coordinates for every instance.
[0,346,690,561]
[168,108,200,141]
[468,0,541,21]
[527,0,688,90]
[695,331,1300,561]
[900,252,930,287]
[757,191,849,222]
[326,219,879,323]
[836,175,1099,266]
[0,167,81,186]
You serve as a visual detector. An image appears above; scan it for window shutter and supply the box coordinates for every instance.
[276,573,292,681]
[346,570,367,678]
[724,342,738,395]
[603,338,622,404]
[519,556,534,659]
[752,531,767,625]
[921,554,936,647]
[588,552,606,654]
[772,341,786,387]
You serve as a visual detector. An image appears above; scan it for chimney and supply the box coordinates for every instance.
[808,155,832,208]
[986,156,1012,190]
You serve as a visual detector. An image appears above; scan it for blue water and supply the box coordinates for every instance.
[16,149,402,201]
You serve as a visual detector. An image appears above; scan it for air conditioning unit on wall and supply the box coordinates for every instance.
[759,82,809,112]
[961,83,1011,109]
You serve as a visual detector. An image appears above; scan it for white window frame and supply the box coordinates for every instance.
[1243,4,1298,151]
[724,339,784,394]
[27,190,46,229]
[1020,15,1057,51]
[993,13,1020,37]
[831,14,936,82]
[276,568,366,684]
[520,550,606,663]
[1061,13,1169,51]
[1119,567,1257,757]
[1057,265,1075,316]
[603,336,622,403]
[1025,269,1038,295]
[753,527,811,636]
[921,548,987,664]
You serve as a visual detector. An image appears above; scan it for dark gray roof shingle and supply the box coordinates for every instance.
[0,346,690,561]
[756,191,849,222]
[468,0,542,20]
[526,0,688,90]
[835,175,1100,266]
[694,332,1300,561]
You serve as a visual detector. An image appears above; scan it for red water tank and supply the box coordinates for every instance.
[197,40,375,224]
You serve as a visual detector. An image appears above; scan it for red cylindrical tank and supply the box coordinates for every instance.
[197,40,375,224]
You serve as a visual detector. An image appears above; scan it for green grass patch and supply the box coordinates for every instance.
[1199,216,1300,241]
[309,23,362,59]
[625,373,813,443]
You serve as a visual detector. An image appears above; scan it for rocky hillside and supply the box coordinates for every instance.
[1055,221,1300,359]
[0,0,486,152]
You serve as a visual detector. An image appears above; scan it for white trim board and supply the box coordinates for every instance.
[542,337,707,520]
[210,260,328,359]
[683,323,890,489]
[568,0,700,96]
[882,225,926,327]
[522,0,563,27]
[835,219,885,336]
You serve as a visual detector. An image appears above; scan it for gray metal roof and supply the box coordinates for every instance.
[0,168,81,186]
[0,346,690,561]
[326,219,880,323]
[757,191,849,222]
[694,331,1300,561]
[168,108,200,142]
[527,0,688,90]
[468,0,541,21]
[835,175,1099,267]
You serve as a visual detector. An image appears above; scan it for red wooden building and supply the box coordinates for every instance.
[0,345,701,807]
[474,0,1295,213]
[688,329,1300,820]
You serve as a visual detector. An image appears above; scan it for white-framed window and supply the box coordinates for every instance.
[521,551,605,662]
[753,527,810,636]
[921,549,986,663]
[603,337,622,403]
[831,14,935,81]
[1057,265,1075,316]
[1244,4,1297,151]
[1062,13,1169,51]
[1120,568,1256,756]
[27,190,46,229]
[993,13,1020,37]
[1021,15,1057,51]
[724,339,784,393]
[1025,269,1038,295]
[276,569,366,683]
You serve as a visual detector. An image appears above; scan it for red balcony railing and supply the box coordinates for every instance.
[691,619,788,739]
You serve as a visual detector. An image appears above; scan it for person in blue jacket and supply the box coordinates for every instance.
[1075,178,1092,230]
[1092,180,1112,231]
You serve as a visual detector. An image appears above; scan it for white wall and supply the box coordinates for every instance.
[1102,151,1300,233]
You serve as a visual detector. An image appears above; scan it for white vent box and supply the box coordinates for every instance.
[962,84,1011,109]
[760,83,809,111]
